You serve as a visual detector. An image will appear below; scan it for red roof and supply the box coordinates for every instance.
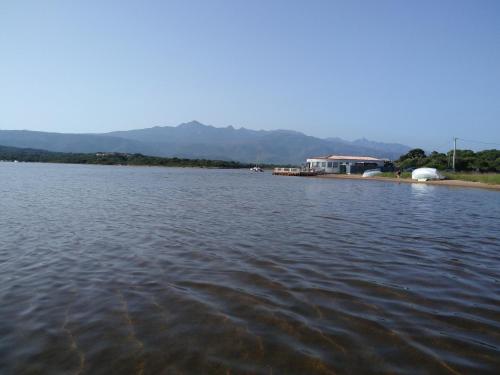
[309,155,384,161]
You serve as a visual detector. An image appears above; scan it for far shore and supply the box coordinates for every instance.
[314,173,500,191]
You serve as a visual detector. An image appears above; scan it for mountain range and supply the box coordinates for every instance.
[0,121,411,164]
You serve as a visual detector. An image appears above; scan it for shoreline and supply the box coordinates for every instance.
[0,160,253,170]
[314,174,500,191]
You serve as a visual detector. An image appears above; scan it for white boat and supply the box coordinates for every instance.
[362,169,382,177]
[250,166,264,172]
[411,167,444,181]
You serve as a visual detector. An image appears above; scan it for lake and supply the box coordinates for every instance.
[0,163,499,374]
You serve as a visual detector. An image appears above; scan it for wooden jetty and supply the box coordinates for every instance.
[272,168,324,176]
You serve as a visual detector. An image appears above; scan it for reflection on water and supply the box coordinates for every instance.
[410,182,436,194]
[0,163,499,374]
[409,183,438,218]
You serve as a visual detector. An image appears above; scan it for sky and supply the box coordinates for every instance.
[1,0,499,150]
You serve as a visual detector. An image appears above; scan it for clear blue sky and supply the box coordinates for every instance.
[1,0,499,150]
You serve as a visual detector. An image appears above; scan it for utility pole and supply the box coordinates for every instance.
[452,137,457,172]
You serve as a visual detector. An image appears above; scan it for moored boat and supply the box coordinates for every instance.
[411,167,444,181]
[362,169,382,177]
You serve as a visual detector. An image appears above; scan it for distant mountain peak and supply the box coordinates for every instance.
[0,121,412,164]
[176,120,206,129]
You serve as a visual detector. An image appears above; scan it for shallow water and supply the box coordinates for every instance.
[0,163,499,374]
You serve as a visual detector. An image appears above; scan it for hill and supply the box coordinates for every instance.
[0,145,254,168]
[0,121,411,164]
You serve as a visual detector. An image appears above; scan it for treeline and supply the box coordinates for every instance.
[0,145,275,169]
[396,148,499,172]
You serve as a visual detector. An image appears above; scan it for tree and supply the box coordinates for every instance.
[425,151,448,169]
[396,148,427,169]
[399,148,426,161]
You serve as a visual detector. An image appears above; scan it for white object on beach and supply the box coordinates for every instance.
[411,168,444,181]
[362,169,382,177]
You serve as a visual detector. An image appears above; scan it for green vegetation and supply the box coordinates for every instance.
[374,148,500,185]
[378,171,499,184]
[396,148,499,172]
[0,145,280,169]
[442,172,500,185]
[378,172,412,179]
[378,148,500,185]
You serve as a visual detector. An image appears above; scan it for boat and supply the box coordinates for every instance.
[250,166,264,172]
[411,167,445,181]
[362,169,382,177]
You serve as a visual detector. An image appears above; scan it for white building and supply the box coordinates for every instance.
[306,155,385,174]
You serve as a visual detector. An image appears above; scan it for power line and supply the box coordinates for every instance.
[432,141,454,151]
[456,138,500,147]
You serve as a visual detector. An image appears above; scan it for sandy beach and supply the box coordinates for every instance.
[315,174,500,191]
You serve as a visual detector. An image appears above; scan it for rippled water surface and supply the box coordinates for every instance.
[0,163,499,374]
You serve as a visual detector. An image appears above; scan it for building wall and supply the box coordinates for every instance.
[306,158,340,173]
[306,158,384,174]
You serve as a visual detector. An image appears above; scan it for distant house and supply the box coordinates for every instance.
[306,155,385,174]
[95,152,130,157]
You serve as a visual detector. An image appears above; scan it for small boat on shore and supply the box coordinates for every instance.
[362,169,382,177]
[411,167,444,181]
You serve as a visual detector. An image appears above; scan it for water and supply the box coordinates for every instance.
[0,163,499,374]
